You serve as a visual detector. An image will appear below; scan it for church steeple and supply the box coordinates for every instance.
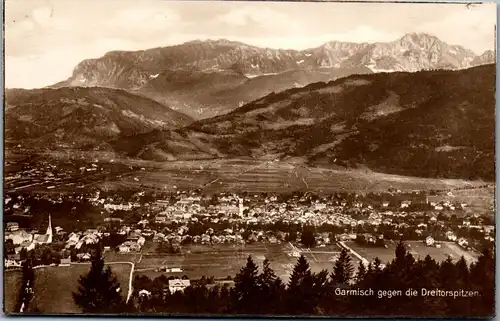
[45,214,53,244]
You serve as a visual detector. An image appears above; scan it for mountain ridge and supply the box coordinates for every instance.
[52,32,495,119]
[5,86,193,150]
[111,64,495,181]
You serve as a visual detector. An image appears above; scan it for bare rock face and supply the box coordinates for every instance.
[50,33,494,119]
[470,49,496,67]
[58,33,485,89]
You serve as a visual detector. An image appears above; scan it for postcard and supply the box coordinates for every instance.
[3,0,496,317]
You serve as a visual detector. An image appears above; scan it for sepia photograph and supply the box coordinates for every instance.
[3,0,496,317]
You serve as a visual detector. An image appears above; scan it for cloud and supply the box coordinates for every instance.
[109,7,182,31]
[415,3,495,53]
[217,6,302,33]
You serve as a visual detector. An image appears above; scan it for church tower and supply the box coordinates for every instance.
[238,197,244,217]
[45,214,53,244]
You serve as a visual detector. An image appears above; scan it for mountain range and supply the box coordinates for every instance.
[6,33,496,181]
[110,64,495,181]
[52,32,495,119]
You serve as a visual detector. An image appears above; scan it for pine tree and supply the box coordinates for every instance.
[258,258,283,314]
[438,256,456,287]
[72,245,125,313]
[469,248,495,317]
[355,260,367,284]
[311,269,330,314]
[287,254,315,314]
[16,258,35,313]
[331,248,354,285]
[288,254,312,290]
[232,255,260,314]
[372,257,383,273]
[300,226,316,248]
[455,256,470,288]
[394,239,406,264]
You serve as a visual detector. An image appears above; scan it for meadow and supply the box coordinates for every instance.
[133,242,357,282]
[4,263,133,314]
[4,240,480,314]
[4,270,23,314]
[94,158,488,194]
[346,240,480,266]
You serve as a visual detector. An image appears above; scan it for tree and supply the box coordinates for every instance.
[19,247,28,261]
[355,260,367,283]
[258,258,284,314]
[287,254,315,314]
[16,258,35,313]
[4,239,15,257]
[469,247,495,317]
[300,226,316,248]
[232,256,260,314]
[331,248,354,285]
[286,230,297,242]
[73,245,125,313]
[454,256,470,288]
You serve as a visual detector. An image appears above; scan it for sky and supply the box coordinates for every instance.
[4,0,497,89]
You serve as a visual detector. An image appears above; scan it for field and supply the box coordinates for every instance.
[97,158,489,194]
[4,263,133,314]
[4,270,23,314]
[346,240,480,266]
[4,240,481,314]
[133,242,359,282]
[427,187,495,216]
[6,151,490,194]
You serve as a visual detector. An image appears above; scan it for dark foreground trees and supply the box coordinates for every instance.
[15,259,35,313]
[72,245,127,313]
[132,240,495,318]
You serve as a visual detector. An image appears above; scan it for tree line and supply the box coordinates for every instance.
[44,240,494,317]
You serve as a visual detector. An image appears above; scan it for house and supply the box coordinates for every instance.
[127,232,141,241]
[425,236,435,246]
[153,233,166,242]
[118,244,131,253]
[457,237,468,248]
[76,253,92,261]
[138,289,152,297]
[445,231,457,241]
[6,222,19,232]
[155,216,167,224]
[118,241,141,253]
[400,201,411,209]
[5,259,22,268]
[168,279,191,293]
[5,230,33,245]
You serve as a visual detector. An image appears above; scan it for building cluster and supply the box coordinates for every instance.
[4,188,495,268]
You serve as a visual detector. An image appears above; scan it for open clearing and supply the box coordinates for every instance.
[4,263,133,314]
[134,243,358,282]
[346,240,480,266]
[5,153,492,199]
[96,158,489,194]
[4,270,23,314]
